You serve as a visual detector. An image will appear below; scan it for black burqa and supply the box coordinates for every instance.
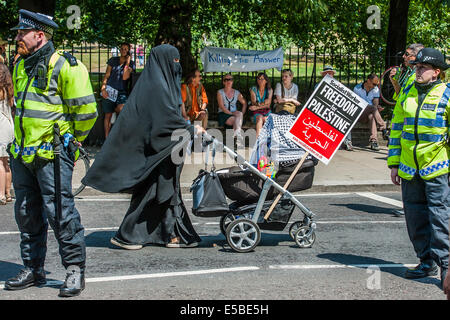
[82,44,201,245]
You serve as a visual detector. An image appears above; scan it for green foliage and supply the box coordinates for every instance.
[1,0,448,59]
[408,0,450,50]
[0,0,19,40]
[53,0,160,45]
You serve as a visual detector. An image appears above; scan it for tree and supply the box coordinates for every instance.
[18,0,55,15]
[384,0,410,69]
[0,0,19,40]
[153,0,196,77]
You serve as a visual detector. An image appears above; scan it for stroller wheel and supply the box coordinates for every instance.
[220,213,235,236]
[289,221,304,240]
[226,218,261,253]
[294,226,316,248]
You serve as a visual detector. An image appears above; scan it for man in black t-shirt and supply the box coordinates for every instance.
[100,42,136,138]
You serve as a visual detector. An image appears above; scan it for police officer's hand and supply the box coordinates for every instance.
[389,67,398,80]
[101,88,109,99]
[194,124,206,135]
[444,270,450,300]
[390,168,401,185]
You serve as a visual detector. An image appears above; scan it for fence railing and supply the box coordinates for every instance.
[4,42,447,143]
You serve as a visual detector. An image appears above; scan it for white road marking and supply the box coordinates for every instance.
[0,227,119,236]
[74,198,131,202]
[269,263,417,270]
[72,192,359,202]
[0,220,405,236]
[0,266,260,289]
[86,266,260,283]
[356,192,403,208]
[0,264,420,290]
[315,220,404,224]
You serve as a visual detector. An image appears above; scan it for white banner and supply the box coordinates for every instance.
[200,46,284,73]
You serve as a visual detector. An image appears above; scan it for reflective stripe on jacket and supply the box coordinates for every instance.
[392,69,416,101]
[11,50,98,163]
[388,82,450,180]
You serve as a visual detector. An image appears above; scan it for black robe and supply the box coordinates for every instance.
[82,44,200,245]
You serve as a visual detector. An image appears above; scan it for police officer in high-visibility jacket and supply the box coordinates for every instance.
[389,43,424,102]
[388,47,449,289]
[4,10,98,297]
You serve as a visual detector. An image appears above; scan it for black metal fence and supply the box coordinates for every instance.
[4,42,448,143]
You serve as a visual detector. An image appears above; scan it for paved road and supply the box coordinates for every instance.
[0,191,447,301]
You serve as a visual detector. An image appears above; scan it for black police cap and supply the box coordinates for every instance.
[411,48,450,71]
[11,9,59,36]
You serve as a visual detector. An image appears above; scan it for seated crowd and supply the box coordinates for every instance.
[177,67,387,151]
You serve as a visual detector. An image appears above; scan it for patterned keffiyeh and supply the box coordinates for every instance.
[250,113,312,167]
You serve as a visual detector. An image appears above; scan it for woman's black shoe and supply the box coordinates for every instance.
[4,268,46,290]
[405,260,439,279]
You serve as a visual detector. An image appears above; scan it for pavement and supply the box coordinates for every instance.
[70,140,398,197]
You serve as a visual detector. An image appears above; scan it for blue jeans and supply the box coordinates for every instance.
[11,147,86,272]
[401,173,450,268]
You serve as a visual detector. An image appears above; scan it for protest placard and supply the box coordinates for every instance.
[200,47,283,72]
[286,75,368,165]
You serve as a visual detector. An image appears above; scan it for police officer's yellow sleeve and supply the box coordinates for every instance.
[59,60,98,142]
[387,99,404,167]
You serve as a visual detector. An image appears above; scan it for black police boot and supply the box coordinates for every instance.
[405,260,439,279]
[59,266,85,298]
[4,268,46,290]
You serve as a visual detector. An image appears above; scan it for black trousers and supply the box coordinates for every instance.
[11,148,86,272]
[402,173,450,269]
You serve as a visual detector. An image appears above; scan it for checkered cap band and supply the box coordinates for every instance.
[20,17,54,35]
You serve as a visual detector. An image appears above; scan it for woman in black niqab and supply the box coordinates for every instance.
[82,44,203,248]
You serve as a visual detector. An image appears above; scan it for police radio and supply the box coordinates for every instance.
[34,63,48,90]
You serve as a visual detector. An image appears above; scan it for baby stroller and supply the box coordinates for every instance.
[191,114,318,253]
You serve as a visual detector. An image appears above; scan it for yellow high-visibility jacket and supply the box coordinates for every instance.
[388,81,450,180]
[11,50,98,163]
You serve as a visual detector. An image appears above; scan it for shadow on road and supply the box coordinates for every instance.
[86,231,295,251]
[0,261,62,290]
[0,261,25,281]
[85,231,117,248]
[317,253,442,288]
[330,203,401,216]
[216,232,295,253]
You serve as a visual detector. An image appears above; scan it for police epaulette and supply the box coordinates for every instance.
[62,51,78,66]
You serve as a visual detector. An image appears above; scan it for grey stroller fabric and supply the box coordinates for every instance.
[216,159,315,205]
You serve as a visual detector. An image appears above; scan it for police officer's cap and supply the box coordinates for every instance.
[11,9,59,36]
[411,48,450,71]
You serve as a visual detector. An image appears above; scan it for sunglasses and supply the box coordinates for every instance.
[224,78,233,81]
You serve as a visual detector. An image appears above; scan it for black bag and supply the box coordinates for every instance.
[191,169,229,217]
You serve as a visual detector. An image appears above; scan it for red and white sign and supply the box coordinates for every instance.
[286,76,368,165]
